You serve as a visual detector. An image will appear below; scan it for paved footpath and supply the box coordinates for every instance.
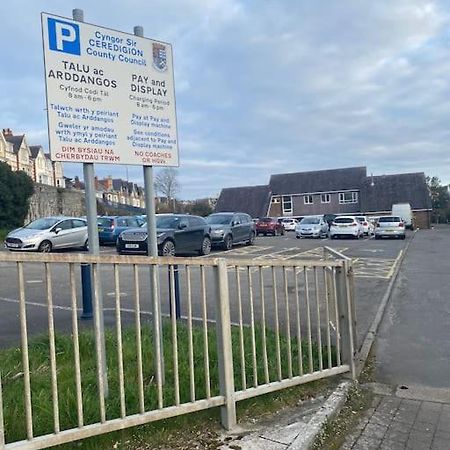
[341,227,450,450]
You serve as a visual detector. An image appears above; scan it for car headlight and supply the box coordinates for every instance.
[213,229,224,234]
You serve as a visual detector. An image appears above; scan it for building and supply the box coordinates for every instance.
[215,167,432,228]
[0,129,65,187]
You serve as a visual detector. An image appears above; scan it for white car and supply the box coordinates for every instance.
[282,218,297,231]
[375,216,406,239]
[356,216,374,235]
[4,217,88,252]
[295,216,329,239]
[330,216,363,239]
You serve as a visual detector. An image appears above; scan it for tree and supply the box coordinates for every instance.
[0,162,34,229]
[154,168,180,207]
[426,176,450,223]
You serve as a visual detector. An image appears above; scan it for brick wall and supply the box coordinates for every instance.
[413,210,431,229]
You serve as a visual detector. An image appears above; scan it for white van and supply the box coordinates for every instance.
[392,203,413,229]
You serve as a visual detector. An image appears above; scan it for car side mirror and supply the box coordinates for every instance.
[54,227,62,234]
[178,222,187,230]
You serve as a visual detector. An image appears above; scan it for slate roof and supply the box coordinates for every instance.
[4,134,25,154]
[29,145,43,159]
[269,167,367,195]
[215,185,271,218]
[360,172,431,212]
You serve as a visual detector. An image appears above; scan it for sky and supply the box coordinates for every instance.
[1,0,450,199]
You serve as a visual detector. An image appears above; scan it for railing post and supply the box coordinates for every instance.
[214,259,236,430]
[335,260,356,379]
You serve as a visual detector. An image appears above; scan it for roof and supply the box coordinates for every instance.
[215,185,271,218]
[360,173,431,212]
[4,134,25,154]
[269,167,367,195]
[29,145,43,159]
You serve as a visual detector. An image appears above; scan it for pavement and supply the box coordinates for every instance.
[340,226,450,450]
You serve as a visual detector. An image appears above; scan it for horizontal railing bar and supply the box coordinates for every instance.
[234,365,350,402]
[4,397,225,450]
[0,253,344,268]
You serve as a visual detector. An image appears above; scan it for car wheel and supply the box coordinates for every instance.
[83,239,89,251]
[375,235,380,240]
[199,236,211,255]
[38,240,52,253]
[246,232,255,246]
[296,235,300,239]
[161,239,176,256]
[401,235,406,240]
[223,235,233,250]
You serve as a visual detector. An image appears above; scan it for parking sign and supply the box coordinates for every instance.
[41,12,179,166]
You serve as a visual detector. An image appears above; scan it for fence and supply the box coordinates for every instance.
[0,251,356,449]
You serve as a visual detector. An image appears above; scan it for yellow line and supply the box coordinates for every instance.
[387,250,403,279]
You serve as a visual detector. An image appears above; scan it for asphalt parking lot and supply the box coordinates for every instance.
[0,231,410,349]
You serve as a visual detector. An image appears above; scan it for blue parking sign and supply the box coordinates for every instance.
[47,17,80,55]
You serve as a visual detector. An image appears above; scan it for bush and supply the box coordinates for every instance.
[0,162,34,229]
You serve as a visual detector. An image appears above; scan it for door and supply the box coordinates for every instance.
[231,215,245,242]
[71,219,88,246]
[51,219,75,248]
[188,217,205,251]
[173,218,192,252]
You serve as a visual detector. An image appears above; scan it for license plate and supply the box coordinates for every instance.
[338,224,349,227]
[7,243,20,248]
[125,243,140,249]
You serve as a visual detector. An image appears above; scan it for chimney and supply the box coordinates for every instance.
[2,128,13,136]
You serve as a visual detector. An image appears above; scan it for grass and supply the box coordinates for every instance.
[0,229,8,242]
[1,321,337,448]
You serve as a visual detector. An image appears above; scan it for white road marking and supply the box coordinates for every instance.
[26,280,43,284]
[106,292,128,297]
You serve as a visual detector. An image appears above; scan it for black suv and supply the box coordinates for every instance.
[206,212,256,250]
[116,214,211,256]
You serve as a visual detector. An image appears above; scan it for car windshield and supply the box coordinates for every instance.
[335,218,354,224]
[156,216,182,229]
[206,215,232,225]
[378,217,401,223]
[25,218,60,230]
[301,217,320,224]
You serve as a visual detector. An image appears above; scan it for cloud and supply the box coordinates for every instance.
[1,0,450,200]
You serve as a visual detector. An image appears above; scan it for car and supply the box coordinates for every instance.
[206,212,256,249]
[329,216,363,239]
[98,215,144,244]
[117,214,212,256]
[255,217,285,236]
[355,216,374,235]
[4,216,88,253]
[374,216,406,239]
[281,218,297,231]
[295,215,329,239]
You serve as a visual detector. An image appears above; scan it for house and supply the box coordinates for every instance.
[30,146,50,185]
[215,166,432,228]
[0,129,65,187]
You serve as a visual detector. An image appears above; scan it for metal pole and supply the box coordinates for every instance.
[134,25,164,386]
[74,8,108,397]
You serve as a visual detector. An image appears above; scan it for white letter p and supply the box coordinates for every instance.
[55,22,77,51]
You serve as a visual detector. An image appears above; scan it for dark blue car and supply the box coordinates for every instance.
[98,216,144,244]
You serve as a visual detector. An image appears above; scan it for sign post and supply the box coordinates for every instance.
[42,10,179,391]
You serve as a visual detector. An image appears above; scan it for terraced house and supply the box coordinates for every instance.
[215,166,432,229]
[0,128,65,187]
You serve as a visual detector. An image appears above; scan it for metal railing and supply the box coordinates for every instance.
[0,251,356,449]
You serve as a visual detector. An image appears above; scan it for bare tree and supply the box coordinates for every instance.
[154,168,180,206]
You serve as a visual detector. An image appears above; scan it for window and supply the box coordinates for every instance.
[116,218,128,227]
[304,195,313,205]
[339,192,358,204]
[57,220,72,230]
[282,195,293,213]
[321,193,330,203]
[271,197,280,204]
[127,218,139,227]
[72,219,87,228]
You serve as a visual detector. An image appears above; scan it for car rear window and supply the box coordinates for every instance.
[301,217,320,224]
[378,217,401,223]
[98,218,113,227]
[258,218,274,223]
[334,218,354,224]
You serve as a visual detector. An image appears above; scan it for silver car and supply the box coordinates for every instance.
[295,215,329,239]
[4,217,88,252]
[374,216,406,240]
